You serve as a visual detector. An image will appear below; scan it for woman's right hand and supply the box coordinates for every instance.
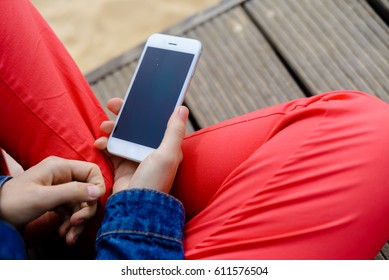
[0,156,105,245]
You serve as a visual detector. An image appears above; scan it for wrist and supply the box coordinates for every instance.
[0,176,13,188]
[0,176,13,221]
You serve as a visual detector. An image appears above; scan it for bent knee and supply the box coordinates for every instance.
[321,90,389,133]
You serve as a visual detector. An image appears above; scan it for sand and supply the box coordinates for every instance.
[31,0,218,74]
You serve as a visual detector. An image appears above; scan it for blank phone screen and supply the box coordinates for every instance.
[112,46,195,148]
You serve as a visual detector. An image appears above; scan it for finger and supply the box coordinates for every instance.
[100,120,115,134]
[65,224,85,246]
[59,219,71,238]
[94,136,108,151]
[43,181,104,210]
[69,204,97,226]
[128,107,189,194]
[41,157,106,191]
[107,98,123,115]
[159,106,189,154]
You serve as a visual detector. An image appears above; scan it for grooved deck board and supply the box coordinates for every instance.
[182,6,305,127]
[88,4,305,129]
[244,0,389,101]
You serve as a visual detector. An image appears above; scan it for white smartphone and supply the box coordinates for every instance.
[107,33,202,162]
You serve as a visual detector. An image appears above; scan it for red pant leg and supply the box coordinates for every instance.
[0,1,113,203]
[0,1,113,255]
[176,91,389,259]
[171,101,289,219]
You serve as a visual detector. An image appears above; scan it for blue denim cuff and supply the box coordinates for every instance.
[97,188,185,245]
[0,220,26,259]
[0,176,12,188]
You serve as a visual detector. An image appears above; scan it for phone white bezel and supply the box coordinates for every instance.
[107,33,202,162]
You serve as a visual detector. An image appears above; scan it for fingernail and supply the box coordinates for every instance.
[87,185,101,199]
[177,106,189,121]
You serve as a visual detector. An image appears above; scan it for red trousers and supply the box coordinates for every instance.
[1,1,389,259]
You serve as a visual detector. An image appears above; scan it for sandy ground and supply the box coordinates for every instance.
[31,0,218,74]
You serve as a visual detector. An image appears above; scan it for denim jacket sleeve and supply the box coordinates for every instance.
[0,175,12,188]
[95,188,185,260]
[0,175,27,260]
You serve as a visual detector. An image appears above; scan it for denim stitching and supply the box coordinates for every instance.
[97,229,183,244]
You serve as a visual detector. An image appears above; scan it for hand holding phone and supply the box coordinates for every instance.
[107,33,202,162]
[95,98,189,194]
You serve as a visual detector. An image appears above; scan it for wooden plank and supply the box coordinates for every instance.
[374,251,385,260]
[86,0,253,131]
[374,242,389,260]
[244,0,389,101]
[379,242,389,259]
[367,0,389,25]
[86,46,143,86]
[181,6,305,127]
[85,0,248,84]
[87,1,305,129]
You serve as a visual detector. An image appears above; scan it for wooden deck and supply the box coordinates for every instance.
[86,0,389,259]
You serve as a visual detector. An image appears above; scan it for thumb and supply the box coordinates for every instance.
[42,182,104,209]
[128,106,189,193]
[159,106,189,153]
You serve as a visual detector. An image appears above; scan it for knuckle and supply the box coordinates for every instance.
[41,156,62,170]
[43,155,59,164]
[169,123,185,138]
[89,162,102,175]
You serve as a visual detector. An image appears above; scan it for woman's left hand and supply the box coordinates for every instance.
[94,98,189,195]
